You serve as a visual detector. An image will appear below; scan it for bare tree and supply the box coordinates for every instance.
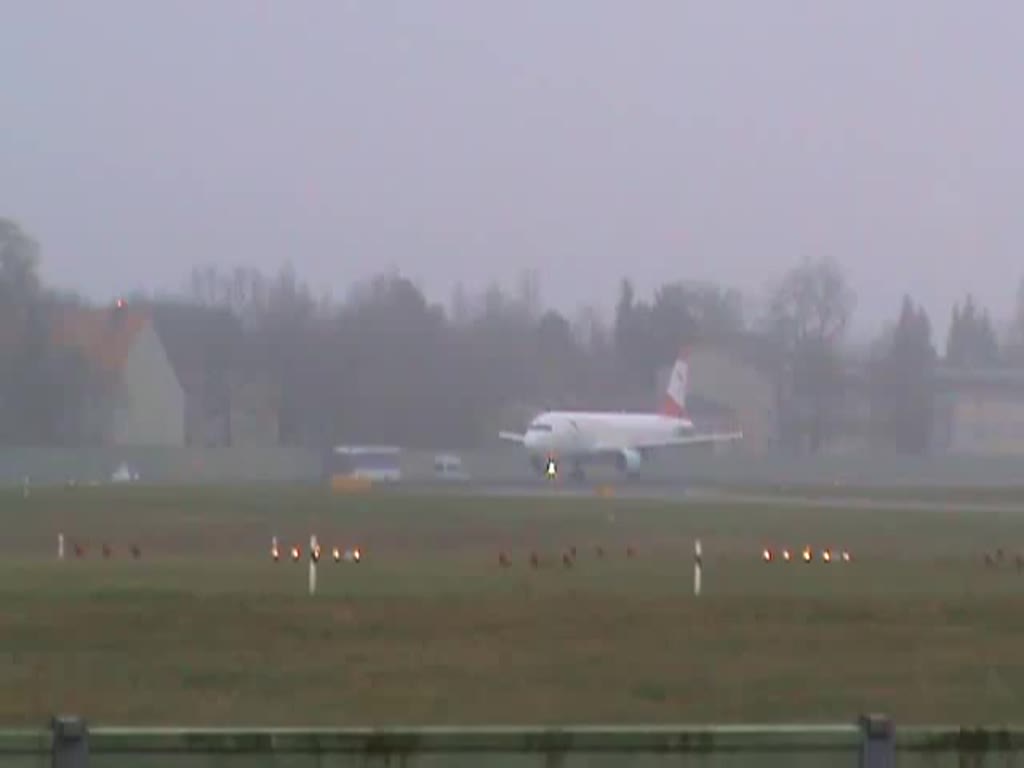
[766,257,856,454]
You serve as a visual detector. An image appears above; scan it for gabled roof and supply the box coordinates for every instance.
[148,302,240,394]
[50,306,149,372]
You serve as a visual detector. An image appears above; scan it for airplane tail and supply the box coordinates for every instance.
[659,346,690,418]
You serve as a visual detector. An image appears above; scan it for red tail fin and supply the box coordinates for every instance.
[660,346,689,418]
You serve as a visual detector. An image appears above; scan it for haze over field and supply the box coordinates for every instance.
[3,1,1023,341]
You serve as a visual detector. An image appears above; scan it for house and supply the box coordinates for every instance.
[147,302,280,448]
[658,334,877,456]
[148,303,234,447]
[50,300,280,448]
[931,367,1024,454]
[51,303,186,446]
[653,336,780,454]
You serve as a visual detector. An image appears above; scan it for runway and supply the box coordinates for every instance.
[396,477,1024,514]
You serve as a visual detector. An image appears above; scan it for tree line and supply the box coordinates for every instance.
[2,216,1022,454]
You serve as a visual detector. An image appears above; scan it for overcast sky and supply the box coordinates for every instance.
[2,1,1022,343]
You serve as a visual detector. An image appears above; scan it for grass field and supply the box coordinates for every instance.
[4,484,1024,727]
[714,482,1024,505]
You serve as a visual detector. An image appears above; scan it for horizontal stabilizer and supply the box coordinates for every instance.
[498,431,526,443]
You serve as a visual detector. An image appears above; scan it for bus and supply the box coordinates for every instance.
[324,445,403,483]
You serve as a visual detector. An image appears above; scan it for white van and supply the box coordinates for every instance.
[433,453,469,481]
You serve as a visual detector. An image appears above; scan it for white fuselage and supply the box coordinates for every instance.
[523,411,695,461]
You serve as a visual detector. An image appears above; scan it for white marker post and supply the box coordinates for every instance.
[694,538,703,597]
[22,476,29,499]
[58,533,64,561]
[308,534,318,596]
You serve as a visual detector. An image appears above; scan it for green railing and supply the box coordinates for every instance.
[5,715,1024,767]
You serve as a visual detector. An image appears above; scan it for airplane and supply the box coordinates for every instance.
[498,347,743,481]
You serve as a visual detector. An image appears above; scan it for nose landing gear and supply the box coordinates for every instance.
[532,456,586,482]
[531,455,551,476]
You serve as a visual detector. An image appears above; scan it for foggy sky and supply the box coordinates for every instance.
[2,1,1022,343]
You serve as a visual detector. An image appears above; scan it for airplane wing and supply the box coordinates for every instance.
[498,431,526,443]
[628,430,744,451]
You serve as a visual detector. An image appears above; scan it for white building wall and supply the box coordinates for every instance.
[948,392,1024,454]
[111,323,186,446]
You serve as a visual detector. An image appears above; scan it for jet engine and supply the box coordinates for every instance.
[615,447,643,474]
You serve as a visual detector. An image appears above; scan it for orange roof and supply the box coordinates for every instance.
[51,306,150,372]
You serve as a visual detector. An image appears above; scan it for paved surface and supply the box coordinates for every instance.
[396,477,1024,514]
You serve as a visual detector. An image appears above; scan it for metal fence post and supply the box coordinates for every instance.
[51,716,88,768]
[859,714,894,768]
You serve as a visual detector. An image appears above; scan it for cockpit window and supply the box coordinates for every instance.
[527,423,553,432]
